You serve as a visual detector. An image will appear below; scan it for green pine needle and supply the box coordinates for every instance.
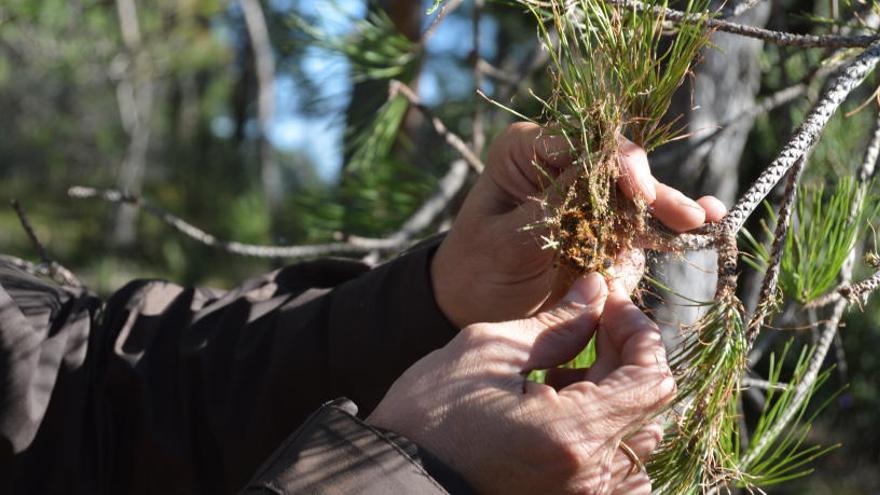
[783,178,879,304]
[648,295,748,494]
[738,341,841,487]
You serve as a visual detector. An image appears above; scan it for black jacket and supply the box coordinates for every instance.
[0,242,473,494]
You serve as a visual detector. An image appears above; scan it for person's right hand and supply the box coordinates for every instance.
[367,273,675,494]
[431,122,728,328]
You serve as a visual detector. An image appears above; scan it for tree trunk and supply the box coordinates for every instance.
[652,3,771,335]
[240,0,282,213]
[113,0,153,246]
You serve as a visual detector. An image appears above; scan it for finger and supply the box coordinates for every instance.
[611,469,652,495]
[622,421,664,461]
[605,249,646,296]
[519,273,608,371]
[609,428,661,490]
[616,137,656,203]
[485,122,574,204]
[599,279,663,365]
[697,195,727,222]
[652,182,707,232]
[595,365,676,430]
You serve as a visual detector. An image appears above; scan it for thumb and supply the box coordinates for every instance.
[517,272,608,371]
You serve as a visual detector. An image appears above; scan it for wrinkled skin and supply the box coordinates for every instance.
[369,274,673,494]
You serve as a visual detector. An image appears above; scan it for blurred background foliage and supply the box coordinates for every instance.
[0,0,878,492]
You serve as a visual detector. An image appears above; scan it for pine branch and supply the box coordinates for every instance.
[747,153,809,342]
[806,268,880,309]
[739,107,880,470]
[67,159,470,260]
[422,0,465,47]
[741,376,789,391]
[390,80,485,172]
[605,0,878,48]
[722,40,880,234]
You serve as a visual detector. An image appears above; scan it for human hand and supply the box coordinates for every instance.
[367,273,674,494]
[432,122,727,327]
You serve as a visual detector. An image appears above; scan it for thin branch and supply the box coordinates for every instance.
[806,268,880,309]
[722,40,880,233]
[747,153,809,342]
[720,0,765,19]
[421,0,466,47]
[390,80,486,172]
[10,199,51,264]
[67,159,470,260]
[604,0,878,48]
[741,376,790,391]
[7,201,84,289]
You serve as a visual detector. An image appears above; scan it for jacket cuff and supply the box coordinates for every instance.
[326,237,459,415]
[242,399,474,495]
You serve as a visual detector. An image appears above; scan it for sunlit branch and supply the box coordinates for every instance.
[605,0,878,48]
[68,159,470,260]
[747,153,809,342]
[722,40,880,233]
[740,106,880,469]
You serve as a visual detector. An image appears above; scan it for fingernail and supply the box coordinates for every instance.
[676,194,703,212]
[563,272,606,306]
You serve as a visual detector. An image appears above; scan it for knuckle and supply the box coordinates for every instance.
[533,302,590,329]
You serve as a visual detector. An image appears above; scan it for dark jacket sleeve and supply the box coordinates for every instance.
[0,241,466,494]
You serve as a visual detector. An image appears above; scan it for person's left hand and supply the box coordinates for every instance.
[368,273,673,494]
[431,122,727,327]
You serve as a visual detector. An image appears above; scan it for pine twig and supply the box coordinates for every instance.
[722,40,880,234]
[605,0,878,48]
[10,199,51,264]
[389,80,485,172]
[68,159,470,260]
[805,268,880,309]
[746,153,809,342]
[421,0,466,47]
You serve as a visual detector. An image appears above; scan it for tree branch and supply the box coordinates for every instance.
[67,159,470,260]
[740,106,880,470]
[747,153,809,342]
[722,40,880,233]
[605,0,878,48]
[7,200,84,289]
